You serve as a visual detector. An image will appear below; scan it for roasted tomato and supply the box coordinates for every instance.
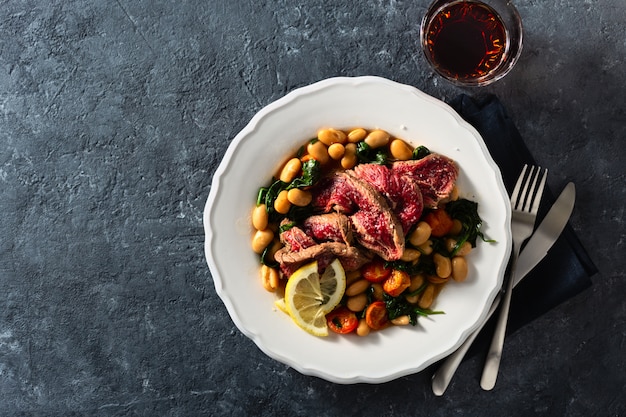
[423,208,454,237]
[327,307,358,334]
[365,301,389,330]
[361,259,392,283]
[383,270,411,297]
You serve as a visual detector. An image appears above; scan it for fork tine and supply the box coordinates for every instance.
[522,166,541,212]
[510,164,528,207]
[517,165,537,210]
[529,168,548,214]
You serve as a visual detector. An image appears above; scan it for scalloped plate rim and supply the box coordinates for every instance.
[203,76,511,384]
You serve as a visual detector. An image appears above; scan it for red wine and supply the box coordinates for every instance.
[424,1,507,81]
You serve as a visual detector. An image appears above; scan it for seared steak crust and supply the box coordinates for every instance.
[274,240,372,276]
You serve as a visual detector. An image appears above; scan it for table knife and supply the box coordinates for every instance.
[431,182,576,396]
[513,182,576,283]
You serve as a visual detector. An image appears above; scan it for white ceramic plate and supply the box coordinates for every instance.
[204,76,511,384]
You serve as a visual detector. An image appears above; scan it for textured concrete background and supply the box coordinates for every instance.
[0,0,624,415]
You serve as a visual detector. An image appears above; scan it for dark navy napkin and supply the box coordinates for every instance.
[447,94,596,343]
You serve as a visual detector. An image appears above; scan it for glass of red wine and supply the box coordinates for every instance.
[420,0,523,86]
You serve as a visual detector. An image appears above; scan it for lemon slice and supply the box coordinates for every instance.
[284,259,346,337]
[274,297,288,314]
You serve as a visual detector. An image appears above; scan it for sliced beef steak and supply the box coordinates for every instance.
[279,220,316,252]
[311,175,356,214]
[353,163,424,233]
[302,213,353,244]
[276,221,370,277]
[391,154,458,209]
[311,170,404,261]
[350,209,403,261]
[274,241,372,277]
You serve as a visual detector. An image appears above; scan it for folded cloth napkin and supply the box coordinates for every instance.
[447,94,597,351]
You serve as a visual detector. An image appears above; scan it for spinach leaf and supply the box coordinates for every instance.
[256,159,320,223]
[260,246,279,268]
[430,236,452,257]
[296,144,307,158]
[257,179,289,222]
[287,205,315,224]
[445,198,495,254]
[287,159,320,190]
[384,257,436,276]
[356,141,387,165]
[279,221,296,233]
[412,145,431,160]
[383,293,444,325]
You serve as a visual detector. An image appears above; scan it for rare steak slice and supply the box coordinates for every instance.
[279,221,316,252]
[341,171,404,260]
[302,213,353,244]
[274,241,372,276]
[311,175,356,214]
[350,209,403,261]
[353,163,424,233]
[391,154,458,208]
[307,167,408,261]
[276,221,371,277]
[394,175,424,232]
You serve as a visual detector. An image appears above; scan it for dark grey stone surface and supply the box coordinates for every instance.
[0,0,624,415]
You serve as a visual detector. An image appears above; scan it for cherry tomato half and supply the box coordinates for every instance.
[365,301,389,330]
[383,269,411,297]
[327,307,358,334]
[361,259,392,283]
[423,208,454,237]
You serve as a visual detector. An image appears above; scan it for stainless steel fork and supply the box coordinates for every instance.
[480,164,547,390]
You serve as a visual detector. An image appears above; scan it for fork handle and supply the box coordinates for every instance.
[432,292,502,395]
[480,246,520,390]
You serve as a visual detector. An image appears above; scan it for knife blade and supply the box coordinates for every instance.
[432,182,576,396]
[513,182,576,286]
